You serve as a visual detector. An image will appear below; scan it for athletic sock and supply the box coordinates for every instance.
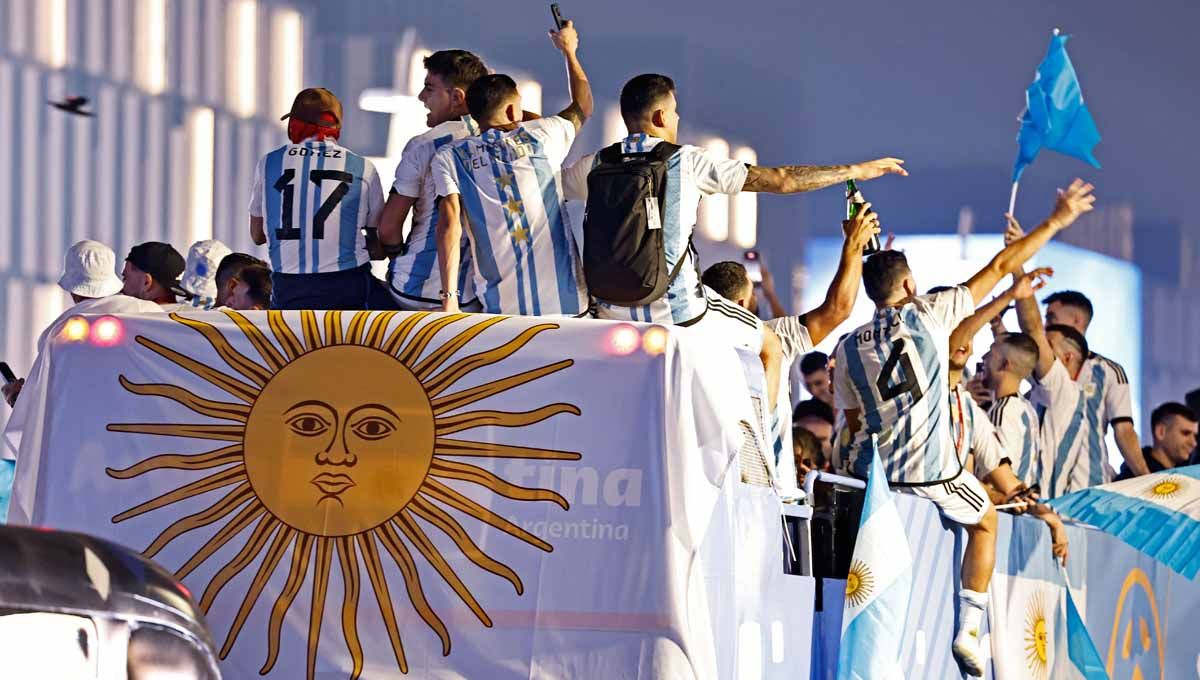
[957,588,988,635]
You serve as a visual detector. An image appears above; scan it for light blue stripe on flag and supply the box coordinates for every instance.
[0,458,14,523]
[339,152,365,271]
[1049,465,1200,578]
[264,148,285,271]
[1062,586,1108,679]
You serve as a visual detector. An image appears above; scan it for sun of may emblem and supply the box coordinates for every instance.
[1023,589,1051,680]
[845,559,875,607]
[1147,476,1184,501]
[105,310,582,679]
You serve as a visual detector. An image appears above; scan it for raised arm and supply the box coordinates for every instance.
[950,268,1052,361]
[741,158,906,194]
[436,194,464,313]
[963,179,1094,304]
[1014,273,1056,380]
[549,20,592,131]
[802,202,882,344]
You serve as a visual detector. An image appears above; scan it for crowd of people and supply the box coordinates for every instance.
[2,17,1194,679]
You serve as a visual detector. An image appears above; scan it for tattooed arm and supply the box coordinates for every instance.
[740,157,906,194]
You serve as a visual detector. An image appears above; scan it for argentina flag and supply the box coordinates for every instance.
[1049,465,1200,578]
[836,439,913,680]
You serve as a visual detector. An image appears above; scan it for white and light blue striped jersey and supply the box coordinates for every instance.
[949,384,1008,480]
[388,116,479,306]
[989,393,1042,488]
[249,139,384,274]
[1076,351,1134,472]
[1032,359,1108,498]
[561,134,749,325]
[431,116,587,316]
[834,286,974,485]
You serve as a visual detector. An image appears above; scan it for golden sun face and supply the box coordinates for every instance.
[105,310,582,680]
[1023,590,1051,680]
[845,559,875,608]
[1147,478,1183,501]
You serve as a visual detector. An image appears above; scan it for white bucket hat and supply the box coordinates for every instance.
[176,239,233,302]
[58,240,123,298]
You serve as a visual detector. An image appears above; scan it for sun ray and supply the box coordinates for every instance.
[139,483,254,557]
[268,311,305,360]
[324,310,343,346]
[397,313,471,366]
[423,323,558,398]
[336,537,364,680]
[109,465,246,522]
[118,376,249,422]
[105,444,241,479]
[134,336,260,403]
[433,360,574,415]
[300,310,323,353]
[171,313,274,387]
[357,533,409,674]
[198,512,279,612]
[412,316,508,382]
[420,479,553,552]
[363,311,398,349]
[176,501,267,580]
[379,312,430,354]
[373,522,452,654]
[429,459,569,509]
[435,404,580,436]
[307,537,334,680]
[434,438,582,462]
[344,311,371,345]
[220,526,295,659]
[223,310,286,373]
[107,422,244,441]
[408,496,523,595]
[390,514,492,626]
[262,533,314,674]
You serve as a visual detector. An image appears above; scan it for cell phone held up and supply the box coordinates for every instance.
[845,179,881,255]
[743,250,763,284]
[550,3,566,30]
[0,362,16,385]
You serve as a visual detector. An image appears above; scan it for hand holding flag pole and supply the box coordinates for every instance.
[1009,28,1102,215]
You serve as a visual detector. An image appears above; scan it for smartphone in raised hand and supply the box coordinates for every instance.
[0,362,16,385]
[550,3,566,30]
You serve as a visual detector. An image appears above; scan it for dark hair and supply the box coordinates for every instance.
[239,265,273,308]
[926,285,953,295]
[862,250,911,303]
[1043,290,1094,322]
[423,50,488,90]
[215,253,267,291]
[1151,402,1198,430]
[792,427,824,469]
[1045,323,1090,359]
[620,73,676,127]
[701,261,750,301]
[793,398,835,427]
[799,351,829,376]
[466,74,518,121]
[997,331,1039,360]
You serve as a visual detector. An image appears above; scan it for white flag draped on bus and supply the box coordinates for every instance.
[5,309,767,680]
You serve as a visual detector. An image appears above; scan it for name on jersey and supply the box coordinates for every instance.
[288,147,342,158]
[854,315,902,344]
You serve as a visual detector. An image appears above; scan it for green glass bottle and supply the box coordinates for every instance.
[846,179,880,254]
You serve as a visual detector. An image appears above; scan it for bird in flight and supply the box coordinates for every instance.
[49,95,94,117]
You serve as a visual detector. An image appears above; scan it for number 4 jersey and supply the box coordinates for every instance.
[249,139,385,274]
[835,285,975,485]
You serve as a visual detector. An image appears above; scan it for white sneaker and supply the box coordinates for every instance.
[952,626,985,677]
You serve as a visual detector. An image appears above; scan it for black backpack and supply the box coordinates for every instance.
[582,141,688,305]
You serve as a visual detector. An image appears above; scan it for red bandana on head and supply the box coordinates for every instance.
[287,112,340,144]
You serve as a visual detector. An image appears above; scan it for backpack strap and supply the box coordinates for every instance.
[597,142,626,165]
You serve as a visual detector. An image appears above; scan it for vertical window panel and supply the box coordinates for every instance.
[731,146,757,248]
[187,107,216,245]
[134,0,167,94]
[225,0,257,117]
[270,8,303,124]
[699,137,730,242]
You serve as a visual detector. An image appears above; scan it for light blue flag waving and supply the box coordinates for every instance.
[1012,31,1102,182]
[1049,464,1200,579]
[836,439,912,680]
[1055,584,1109,679]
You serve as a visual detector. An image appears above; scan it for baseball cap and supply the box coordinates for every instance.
[126,242,186,293]
[176,239,233,301]
[280,87,342,127]
[58,240,123,299]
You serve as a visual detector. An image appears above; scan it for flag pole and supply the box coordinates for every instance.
[1007,180,1020,216]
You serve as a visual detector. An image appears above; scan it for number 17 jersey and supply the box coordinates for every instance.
[249,139,385,274]
[835,286,974,485]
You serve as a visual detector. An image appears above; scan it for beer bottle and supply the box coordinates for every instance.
[846,179,881,254]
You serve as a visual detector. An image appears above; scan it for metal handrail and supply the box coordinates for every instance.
[803,470,866,500]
